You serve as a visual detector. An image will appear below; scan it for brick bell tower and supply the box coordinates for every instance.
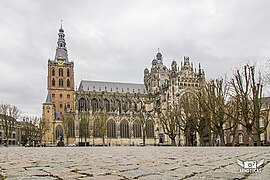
[47,23,75,117]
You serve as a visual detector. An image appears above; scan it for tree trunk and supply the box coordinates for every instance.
[247,129,254,146]
[257,132,261,146]
[142,128,146,146]
[220,129,225,146]
[103,135,105,146]
[66,136,68,146]
[199,133,204,146]
[171,138,176,146]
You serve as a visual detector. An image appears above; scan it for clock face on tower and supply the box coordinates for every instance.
[58,60,64,66]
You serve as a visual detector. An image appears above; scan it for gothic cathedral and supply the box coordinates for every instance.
[42,25,205,146]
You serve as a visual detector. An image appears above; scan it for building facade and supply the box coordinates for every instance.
[41,26,205,146]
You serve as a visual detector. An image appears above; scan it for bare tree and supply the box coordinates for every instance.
[231,64,264,146]
[79,112,90,146]
[62,112,75,145]
[0,104,20,147]
[21,116,40,146]
[93,109,107,145]
[160,105,178,146]
[39,117,50,145]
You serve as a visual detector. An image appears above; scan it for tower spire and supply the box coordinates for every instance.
[54,21,68,62]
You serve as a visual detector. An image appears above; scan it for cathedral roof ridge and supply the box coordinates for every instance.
[81,79,144,85]
[79,80,146,94]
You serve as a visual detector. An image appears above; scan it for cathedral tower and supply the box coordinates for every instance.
[47,24,75,116]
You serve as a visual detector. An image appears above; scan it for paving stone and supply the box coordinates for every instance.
[0,147,269,179]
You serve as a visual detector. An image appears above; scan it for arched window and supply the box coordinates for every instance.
[59,68,63,76]
[91,98,99,113]
[56,125,63,140]
[146,120,154,138]
[52,78,55,86]
[67,79,70,87]
[133,120,141,138]
[123,101,128,112]
[52,68,55,76]
[116,99,121,114]
[239,133,243,143]
[120,120,129,138]
[259,117,264,128]
[107,119,116,138]
[104,99,110,112]
[67,69,70,77]
[78,98,87,112]
[59,79,63,87]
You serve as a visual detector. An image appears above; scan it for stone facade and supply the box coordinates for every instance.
[42,26,205,146]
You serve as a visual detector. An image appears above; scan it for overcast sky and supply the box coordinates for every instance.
[0,0,270,117]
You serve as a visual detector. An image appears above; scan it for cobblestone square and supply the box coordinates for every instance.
[0,147,269,179]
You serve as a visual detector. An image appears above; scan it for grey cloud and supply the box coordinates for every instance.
[0,0,270,116]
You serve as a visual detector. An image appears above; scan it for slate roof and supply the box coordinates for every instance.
[78,80,146,94]
[45,93,53,103]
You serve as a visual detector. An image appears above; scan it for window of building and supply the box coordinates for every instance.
[78,98,88,112]
[104,99,110,112]
[239,133,243,143]
[67,104,70,109]
[91,98,99,113]
[52,78,55,86]
[59,79,63,87]
[59,68,63,77]
[67,94,70,99]
[116,99,121,113]
[60,94,63,98]
[133,120,141,138]
[67,69,70,77]
[56,125,63,140]
[12,133,15,139]
[67,79,70,87]
[60,104,63,108]
[146,120,154,138]
[107,119,116,138]
[123,101,128,112]
[52,68,55,76]
[120,120,129,138]
[52,93,55,98]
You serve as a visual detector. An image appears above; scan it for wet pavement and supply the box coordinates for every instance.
[0,146,269,179]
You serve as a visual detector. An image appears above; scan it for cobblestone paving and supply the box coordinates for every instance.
[0,147,269,179]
